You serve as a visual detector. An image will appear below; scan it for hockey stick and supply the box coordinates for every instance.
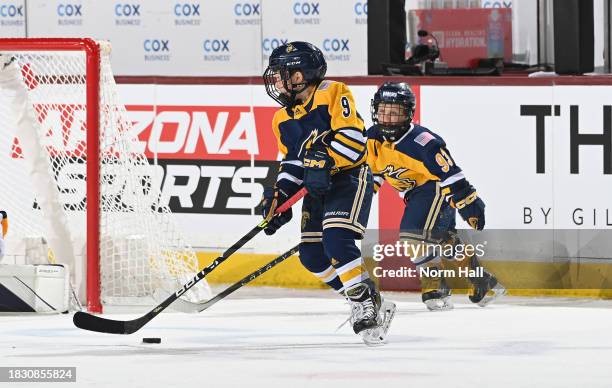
[73,188,307,334]
[156,244,299,313]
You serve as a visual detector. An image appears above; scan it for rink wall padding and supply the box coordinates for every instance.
[111,76,612,298]
[445,259,612,298]
[196,252,612,298]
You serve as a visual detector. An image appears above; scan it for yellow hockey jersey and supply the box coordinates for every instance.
[366,123,465,195]
[271,80,367,193]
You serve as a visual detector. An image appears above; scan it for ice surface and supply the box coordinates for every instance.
[2,289,612,388]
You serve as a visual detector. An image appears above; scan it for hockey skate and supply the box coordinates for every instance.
[468,256,506,307]
[346,279,396,346]
[422,277,453,311]
[469,271,506,307]
[360,299,397,346]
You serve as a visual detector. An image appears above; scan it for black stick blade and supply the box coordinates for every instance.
[73,311,129,334]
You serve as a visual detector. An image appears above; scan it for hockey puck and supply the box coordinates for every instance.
[142,337,161,344]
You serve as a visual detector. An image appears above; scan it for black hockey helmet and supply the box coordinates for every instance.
[263,41,327,107]
[371,82,416,142]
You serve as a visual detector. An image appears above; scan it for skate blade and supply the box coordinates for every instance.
[361,301,397,346]
[477,283,507,307]
[424,296,454,311]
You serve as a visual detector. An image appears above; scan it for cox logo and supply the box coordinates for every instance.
[0,4,24,17]
[262,38,288,52]
[203,39,229,52]
[144,39,170,52]
[174,3,200,16]
[293,2,319,15]
[354,1,367,15]
[57,3,82,16]
[234,3,260,16]
[114,3,140,17]
[322,39,349,52]
[482,1,511,7]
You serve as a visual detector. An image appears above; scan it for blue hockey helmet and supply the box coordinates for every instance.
[263,41,327,107]
[371,82,416,142]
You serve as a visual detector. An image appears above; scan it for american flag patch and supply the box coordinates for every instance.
[414,132,435,146]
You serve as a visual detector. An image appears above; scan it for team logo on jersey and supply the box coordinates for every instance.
[381,165,416,191]
[299,128,331,157]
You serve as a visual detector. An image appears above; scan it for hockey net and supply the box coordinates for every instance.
[0,38,210,312]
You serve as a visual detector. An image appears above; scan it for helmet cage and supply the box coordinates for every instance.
[371,98,415,142]
[263,65,308,108]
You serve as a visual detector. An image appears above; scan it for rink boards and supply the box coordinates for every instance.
[106,78,612,295]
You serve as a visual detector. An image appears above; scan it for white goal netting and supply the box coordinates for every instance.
[0,40,210,309]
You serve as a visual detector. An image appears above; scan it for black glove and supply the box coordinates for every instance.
[450,185,485,230]
[260,187,293,235]
[303,148,333,197]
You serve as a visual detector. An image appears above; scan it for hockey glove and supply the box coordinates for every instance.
[450,185,485,230]
[260,187,293,235]
[303,148,333,197]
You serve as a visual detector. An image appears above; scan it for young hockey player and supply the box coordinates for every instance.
[261,41,395,344]
[367,82,505,311]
